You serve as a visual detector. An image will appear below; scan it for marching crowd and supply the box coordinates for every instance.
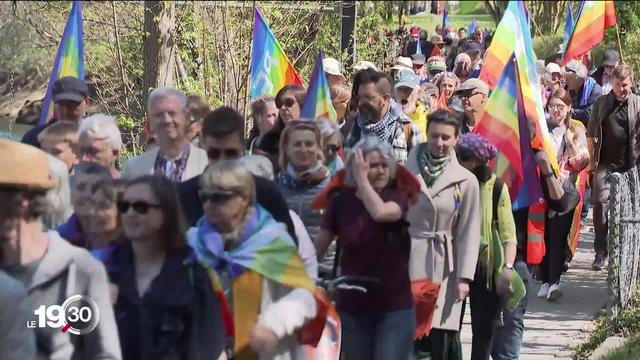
[0,20,637,360]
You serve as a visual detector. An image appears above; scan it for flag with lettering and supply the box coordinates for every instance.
[251,8,303,99]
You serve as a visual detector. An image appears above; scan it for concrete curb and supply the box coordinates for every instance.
[589,336,626,360]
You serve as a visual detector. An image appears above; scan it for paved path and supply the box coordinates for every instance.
[460,210,608,359]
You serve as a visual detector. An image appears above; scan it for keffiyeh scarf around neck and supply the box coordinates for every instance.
[277,160,327,190]
[416,143,450,187]
[357,99,402,142]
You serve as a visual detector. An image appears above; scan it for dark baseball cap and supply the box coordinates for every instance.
[52,77,89,103]
[602,49,620,67]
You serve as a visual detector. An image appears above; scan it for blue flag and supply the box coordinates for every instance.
[467,18,477,35]
[562,3,575,54]
[441,9,451,38]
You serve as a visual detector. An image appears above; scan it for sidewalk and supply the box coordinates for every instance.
[460,211,608,359]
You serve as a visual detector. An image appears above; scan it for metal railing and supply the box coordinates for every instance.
[607,166,640,327]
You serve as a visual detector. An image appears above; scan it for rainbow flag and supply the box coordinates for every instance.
[474,56,542,210]
[38,0,84,125]
[561,4,575,55]
[301,50,337,122]
[562,1,617,64]
[251,8,304,99]
[478,0,558,176]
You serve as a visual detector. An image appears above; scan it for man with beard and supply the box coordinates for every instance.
[587,64,640,271]
[394,69,428,139]
[123,87,208,181]
[344,68,423,164]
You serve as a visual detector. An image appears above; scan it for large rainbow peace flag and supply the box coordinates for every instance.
[251,8,303,99]
[478,1,559,180]
[300,49,337,122]
[562,1,617,64]
[475,56,542,210]
[38,0,84,125]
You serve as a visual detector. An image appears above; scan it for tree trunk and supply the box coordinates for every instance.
[142,0,176,105]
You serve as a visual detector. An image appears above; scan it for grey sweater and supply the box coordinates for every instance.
[0,270,36,359]
[3,231,121,360]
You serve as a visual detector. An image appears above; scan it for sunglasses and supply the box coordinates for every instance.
[117,200,161,214]
[287,120,318,131]
[324,144,340,152]
[277,97,296,109]
[199,190,240,204]
[207,148,242,160]
[459,92,485,100]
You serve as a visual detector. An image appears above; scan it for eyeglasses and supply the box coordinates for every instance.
[277,97,296,109]
[547,104,566,111]
[117,200,161,214]
[198,190,240,204]
[287,120,318,131]
[324,144,340,153]
[207,147,242,160]
[459,92,484,100]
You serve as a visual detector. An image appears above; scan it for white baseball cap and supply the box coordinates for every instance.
[323,57,345,79]
[545,62,563,74]
[352,61,378,72]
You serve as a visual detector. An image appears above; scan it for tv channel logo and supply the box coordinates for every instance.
[27,295,100,335]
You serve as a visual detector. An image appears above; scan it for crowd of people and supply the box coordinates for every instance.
[0,19,636,360]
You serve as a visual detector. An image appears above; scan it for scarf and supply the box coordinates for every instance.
[327,156,345,176]
[357,99,402,142]
[580,77,596,107]
[416,143,450,187]
[277,160,327,190]
[189,205,314,288]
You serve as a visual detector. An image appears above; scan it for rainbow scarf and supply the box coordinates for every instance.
[189,205,314,290]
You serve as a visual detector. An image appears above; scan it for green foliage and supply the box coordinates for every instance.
[573,291,640,360]
[599,334,640,360]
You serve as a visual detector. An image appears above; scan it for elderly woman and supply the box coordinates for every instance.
[188,160,318,359]
[406,109,480,360]
[316,119,345,176]
[456,133,524,360]
[248,95,278,154]
[537,89,589,302]
[433,72,462,108]
[43,155,73,229]
[102,175,225,359]
[257,85,306,169]
[315,136,417,360]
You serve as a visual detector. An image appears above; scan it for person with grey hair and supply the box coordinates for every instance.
[315,135,416,360]
[316,118,345,176]
[78,113,123,178]
[187,160,317,357]
[43,155,73,230]
[563,59,602,126]
[123,86,208,181]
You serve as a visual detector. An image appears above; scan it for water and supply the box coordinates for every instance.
[0,121,31,141]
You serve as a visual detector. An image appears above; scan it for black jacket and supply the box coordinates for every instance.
[176,174,298,244]
[104,243,225,360]
[571,80,602,126]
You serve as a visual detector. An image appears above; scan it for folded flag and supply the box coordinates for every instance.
[300,49,337,122]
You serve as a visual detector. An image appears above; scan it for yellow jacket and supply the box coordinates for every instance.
[410,101,428,140]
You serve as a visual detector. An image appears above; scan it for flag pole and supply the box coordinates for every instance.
[615,23,625,63]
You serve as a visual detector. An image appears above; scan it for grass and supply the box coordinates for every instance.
[404,13,495,34]
[573,291,640,360]
[599,335,640,360]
